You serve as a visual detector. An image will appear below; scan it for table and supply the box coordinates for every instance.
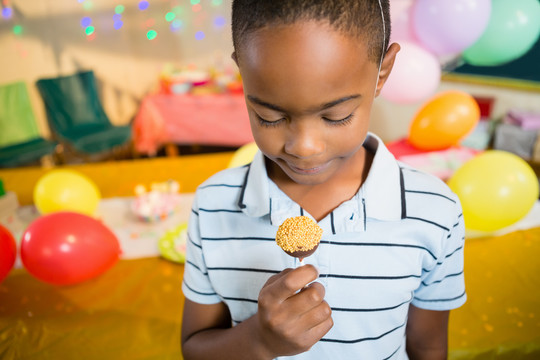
[0,257,185,360]
[2,203,539,358]
[448,227,540,359]
[133,93,254,155]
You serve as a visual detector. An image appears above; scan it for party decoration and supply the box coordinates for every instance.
[158,223,188,263]
[412,0,491,56]
[448,151,539,232]
[132,180,181,222]
[380,42,440,104]
[2,7,13,20]
[20,212,121,286]
[228,142,259,168]
[408,91,480,151]
[33,169,101,216]
[389,0,417,44]
[463,0,540,66]
[0,224,17,283]
[147,30,157,40]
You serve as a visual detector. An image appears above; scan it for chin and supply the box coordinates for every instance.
[282,167,334,186]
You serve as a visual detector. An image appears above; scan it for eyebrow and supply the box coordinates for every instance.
[246,94,361,113]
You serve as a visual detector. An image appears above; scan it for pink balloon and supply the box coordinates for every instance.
[0,224,17,283]
[390,0,418,44]
[21,212,121,286]
[380,42,441,104]
[412,0,492,56]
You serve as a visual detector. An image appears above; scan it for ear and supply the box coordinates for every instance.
[374,43,400,97]
[231,51,239,66]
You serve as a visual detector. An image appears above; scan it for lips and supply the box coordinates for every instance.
[288,161,330,175]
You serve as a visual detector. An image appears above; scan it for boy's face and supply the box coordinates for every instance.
[236,21,390,186]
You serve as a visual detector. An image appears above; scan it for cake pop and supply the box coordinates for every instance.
[276,216,323,265]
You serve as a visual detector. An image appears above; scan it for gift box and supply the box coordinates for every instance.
[493,123,538,161]
[505,109,540,131]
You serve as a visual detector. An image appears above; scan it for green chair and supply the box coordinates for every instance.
[35,70,132,157]
[0,81,58,168]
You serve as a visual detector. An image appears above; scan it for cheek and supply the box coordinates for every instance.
[249,122,282,156]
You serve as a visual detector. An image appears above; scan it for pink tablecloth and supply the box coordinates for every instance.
[133,93,254,155]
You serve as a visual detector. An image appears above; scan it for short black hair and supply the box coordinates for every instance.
[231,0,391,64]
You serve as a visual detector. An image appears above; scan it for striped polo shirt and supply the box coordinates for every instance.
[182,133,466,360]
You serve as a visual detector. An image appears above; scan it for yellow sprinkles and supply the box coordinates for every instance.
[275,216,323,253]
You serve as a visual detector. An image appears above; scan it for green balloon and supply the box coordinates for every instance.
[463,0,540,66]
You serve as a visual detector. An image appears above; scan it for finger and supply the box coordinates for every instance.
[305,305,334,342]
[278,265,320,297]
[263,268,294,287]
[288,281,326,308]
[285,282,327,319]
[306,300,332,328]
[290,302,333,351]
[260,265,319,304]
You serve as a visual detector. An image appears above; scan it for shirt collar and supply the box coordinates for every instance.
[361,133,405,222]
[237,150,270,218]
[238,132,405,224]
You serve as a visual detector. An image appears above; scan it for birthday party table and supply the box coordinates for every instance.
[133,93,253,156]
[1,199,539,359]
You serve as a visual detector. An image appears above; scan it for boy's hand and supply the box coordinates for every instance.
[255,265,333,358]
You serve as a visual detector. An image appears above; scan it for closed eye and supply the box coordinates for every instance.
[323,113,354,126]
[256,113,354,127]
[256,114,285,127]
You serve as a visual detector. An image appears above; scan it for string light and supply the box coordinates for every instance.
[2,7,13,19]
[12,24,22,35]
[80,16,92,28]
[170,19,182,31]
[195,31,205,40]
[214,16,225,28]
[115,5,125,14]
[147,29,157,40]
[138,1,149,11]
[165,12,175,22]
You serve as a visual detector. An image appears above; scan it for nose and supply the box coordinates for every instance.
[284,120,325,159]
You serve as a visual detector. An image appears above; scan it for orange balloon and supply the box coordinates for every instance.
[408,91,480,151]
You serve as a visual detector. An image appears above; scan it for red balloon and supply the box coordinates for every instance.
[20,212,121,285]
[0,224,17,283]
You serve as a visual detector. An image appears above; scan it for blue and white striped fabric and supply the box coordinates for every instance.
[182,133,466,359]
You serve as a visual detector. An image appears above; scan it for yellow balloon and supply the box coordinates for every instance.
[34,169,101,216]
[448,151,539,232]
[228,142,259,168]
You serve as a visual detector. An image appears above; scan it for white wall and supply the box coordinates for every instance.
[1,0,538,143]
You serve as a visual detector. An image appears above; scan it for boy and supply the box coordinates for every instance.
[181,0,466,359]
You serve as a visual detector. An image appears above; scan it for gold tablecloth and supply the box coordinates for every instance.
[449,227,540,359]
[0,258,185,359]
[1,227,539,359]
